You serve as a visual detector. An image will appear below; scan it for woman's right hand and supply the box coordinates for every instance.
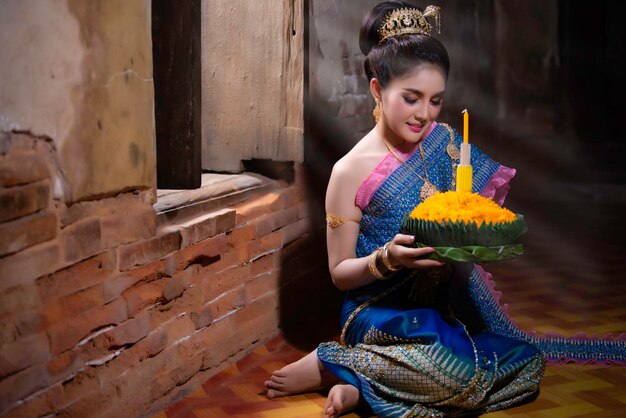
[387,234,445,269]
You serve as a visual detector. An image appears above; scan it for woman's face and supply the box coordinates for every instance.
[378,63,446,145]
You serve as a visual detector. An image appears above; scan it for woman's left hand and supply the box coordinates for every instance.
[387,233,445,269]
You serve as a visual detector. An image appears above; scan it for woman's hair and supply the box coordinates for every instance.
[360,1,450,87]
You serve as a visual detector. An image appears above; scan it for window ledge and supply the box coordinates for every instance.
[154,172,276,226]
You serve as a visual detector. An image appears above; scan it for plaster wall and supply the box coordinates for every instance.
[309,0,379,147]
[0,0,155,202]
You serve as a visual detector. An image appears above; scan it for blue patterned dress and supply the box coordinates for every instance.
[317,123,624,417]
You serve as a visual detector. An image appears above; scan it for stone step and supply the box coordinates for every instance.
[154,173,276,227]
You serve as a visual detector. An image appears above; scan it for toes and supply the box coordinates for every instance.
[325,405,337,418]
[332,395,343,413]
[266,389,288,399]
[270,374,285,384]
[264,380,283,390]
[324,397,334,415]
[325,388,339,417]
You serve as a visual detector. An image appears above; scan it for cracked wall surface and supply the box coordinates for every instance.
[0,0,155,202]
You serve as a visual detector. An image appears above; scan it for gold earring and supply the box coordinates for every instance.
[373,98,382,124]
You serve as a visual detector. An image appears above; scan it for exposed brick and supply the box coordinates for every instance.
[101,345,182,415]
[0,363,49,415]
[215,208,237,235]
[187,249,239,296]
[102,273,140,304]
[56,381,118,418]
[190,304,213,330]
[103,312,151,348]
[237,308,278,347]
[130,314,195,367]
[61,218,102,264]
[226,224,254,264]
[133,328,168,360]
[241,230,282,264]
[174,234,227,272]
[249,251,280,277]
[13,310,45,341]
[0,317,18,345]
[233,292,279,329]
[198,318,238,370]
[275,186,301,209]
[57,371,101,414]
[200,298,278,370]
[48,297,128,355]
[60,190,153,227]
[37,251,116,303]
[0,180,50,223]
[0,333,50,378]
[100,205,156,249]
[162,275,185,302]
[123,281,165,317]
[233,191,282,224]
[201,264,251,303]
[118,227,181,271]
[179,208,236,247]
[42,285,105,327]
[244,271,279,303]
[250,206,299,238]
[0,210,57,257]
[2,383,62,418]
[0,241,62,291]
[124,257,170,284]
[149,353,202,402]
[0,282,40,317]
[47,349,82,385]
[280,217,310,246]
[0,153,50,187]
[208,285,245,320]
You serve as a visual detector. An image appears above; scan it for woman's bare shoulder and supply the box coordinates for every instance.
[331,133,381,184]
[326,133,386,211]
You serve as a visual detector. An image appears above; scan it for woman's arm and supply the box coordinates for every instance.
[326,160,443,292]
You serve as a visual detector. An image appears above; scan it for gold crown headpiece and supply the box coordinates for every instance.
[379,5,441,43]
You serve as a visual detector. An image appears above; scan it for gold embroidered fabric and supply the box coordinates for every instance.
[326,213,359,229]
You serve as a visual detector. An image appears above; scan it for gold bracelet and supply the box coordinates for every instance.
[368,248,386,280]
[381,242,402,272]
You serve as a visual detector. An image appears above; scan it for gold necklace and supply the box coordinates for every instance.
[383,140,438,200]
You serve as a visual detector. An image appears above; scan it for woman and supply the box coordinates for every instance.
[266,2,623,416]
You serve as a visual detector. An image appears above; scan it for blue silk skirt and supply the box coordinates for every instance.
[317,270,544,417]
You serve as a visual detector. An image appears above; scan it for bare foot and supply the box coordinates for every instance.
[325,383,360,417]
[264,349,337,398]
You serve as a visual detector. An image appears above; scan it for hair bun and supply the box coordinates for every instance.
[359,1,419,55]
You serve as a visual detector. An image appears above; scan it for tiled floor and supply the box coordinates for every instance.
[153,199,626,417]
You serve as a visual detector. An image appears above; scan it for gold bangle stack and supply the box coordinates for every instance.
[368,248,386,280]
[369,242,403,281]
[381,242,402,272]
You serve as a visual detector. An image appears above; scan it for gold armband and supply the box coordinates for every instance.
[326,213,360,229]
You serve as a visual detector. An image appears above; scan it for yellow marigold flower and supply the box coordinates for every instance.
[409,191,516,225]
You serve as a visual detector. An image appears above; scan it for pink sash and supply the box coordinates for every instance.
[355,121,515,209]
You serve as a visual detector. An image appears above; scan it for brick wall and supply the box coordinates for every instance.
[0,132,331,417]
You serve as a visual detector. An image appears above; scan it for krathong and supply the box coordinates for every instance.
[400,191,527,262]
[409,191,516,225]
